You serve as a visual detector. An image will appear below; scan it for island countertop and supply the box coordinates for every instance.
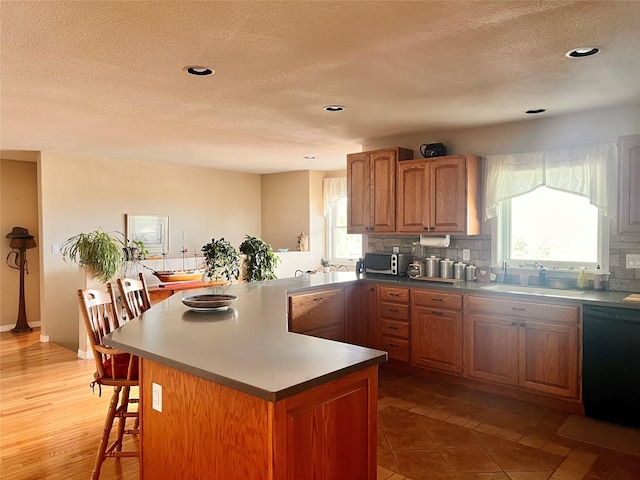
[105,272,387,402]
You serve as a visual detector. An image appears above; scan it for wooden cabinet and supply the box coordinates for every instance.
[618,134,640,233]
[347,147,413,233]
[397,154,482,234]
[345,283,378,349]
[288,287,345,342]
[411,290,464,374]
[141,359,379,480]
[465,295,580,399]
[378,286,410,362]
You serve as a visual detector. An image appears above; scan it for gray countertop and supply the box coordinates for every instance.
[105,271,639,403]
[105,272,386,402]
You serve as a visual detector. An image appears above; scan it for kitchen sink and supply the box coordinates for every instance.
[481,283,585,297]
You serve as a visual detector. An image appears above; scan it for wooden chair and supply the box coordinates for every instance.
[77,288,139,480]
[117,272,151,322]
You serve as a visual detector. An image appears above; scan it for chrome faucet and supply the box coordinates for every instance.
[535,261,547,286]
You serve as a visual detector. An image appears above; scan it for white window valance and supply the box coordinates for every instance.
[484,143,618,220]
[323,177,347,216]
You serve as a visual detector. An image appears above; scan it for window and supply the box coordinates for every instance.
[326,196,362,263]
[495,186,608,270]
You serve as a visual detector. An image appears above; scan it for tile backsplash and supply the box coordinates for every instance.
[367,231,640,293]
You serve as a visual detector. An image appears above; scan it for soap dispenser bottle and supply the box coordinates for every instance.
[577,267,589,289]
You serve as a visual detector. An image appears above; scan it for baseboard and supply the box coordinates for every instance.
[77,348,94,360]
[0,321,41,333]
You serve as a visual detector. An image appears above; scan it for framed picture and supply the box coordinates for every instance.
[126,214,169,254]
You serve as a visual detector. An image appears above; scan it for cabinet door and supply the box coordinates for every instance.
[518,321,579,398]
[288,288,344,339]
[370,150,397,232]
[397,161,431,232]
[411,306,463,374]
[618,134,640,233]
[430,156,466,233]
[345,283,378,348]
[347,153,371,233]
[466,313,519,386]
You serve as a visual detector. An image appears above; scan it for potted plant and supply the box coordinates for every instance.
[201,237,240,281]
[61,229,125,283]
[321,257,331,273]
[239,235,280,282]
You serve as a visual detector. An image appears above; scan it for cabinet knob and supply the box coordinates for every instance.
[511,322,517,326]
[520,322,526,327]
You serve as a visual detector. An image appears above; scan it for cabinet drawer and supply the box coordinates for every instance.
[379,302,409,320]
[379,286,410,303]
[289,288,344,332]
[380,336,410,362]
[412,289,462,310]
[380,319,409,339]
[466,295,579,324]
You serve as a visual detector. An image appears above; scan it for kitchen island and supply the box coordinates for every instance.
[105,273,386,480]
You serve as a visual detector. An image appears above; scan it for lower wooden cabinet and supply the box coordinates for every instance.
[465,295,580,399]
[378,286,410,362]
[288,287,345,342]
[345,283,378,349]
[411,290,463,374]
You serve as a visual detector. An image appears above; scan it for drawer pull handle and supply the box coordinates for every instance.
[388,343,400,348]
[389,308,399,312]
[313,297,324,302]
[389,293,401,297]
[431,311,443,315]
[388,326,399,330]
[431,298,443,302]
[512,307,525,311]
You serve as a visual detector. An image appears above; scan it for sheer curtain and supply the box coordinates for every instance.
[484,143,618,220]
[323,177,347,216]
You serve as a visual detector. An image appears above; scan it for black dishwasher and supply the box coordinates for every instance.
[583,305,640,427]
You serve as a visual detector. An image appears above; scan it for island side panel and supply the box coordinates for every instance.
[140,359,274,480]
[274,366,378,480]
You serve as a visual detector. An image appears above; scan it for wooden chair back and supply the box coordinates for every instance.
[117,272,151,321]
[77,288,137,383]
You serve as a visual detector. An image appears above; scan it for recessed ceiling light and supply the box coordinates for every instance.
[304,156,316,160]
[184,66,214,76]
[323,105,346,112]
[565,46,600,58]
[525,109,546,114]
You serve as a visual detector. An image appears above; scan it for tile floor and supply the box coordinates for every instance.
[376,368,640,480]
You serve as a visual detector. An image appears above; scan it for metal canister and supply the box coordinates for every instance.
[424,256,440,278]
[453,262,466,279]
[465,264,477,281]
[440,258,455,279]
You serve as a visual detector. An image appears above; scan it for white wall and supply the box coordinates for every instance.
[38,151,261,351]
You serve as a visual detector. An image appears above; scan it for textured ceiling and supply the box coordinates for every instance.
[1,1,639,173]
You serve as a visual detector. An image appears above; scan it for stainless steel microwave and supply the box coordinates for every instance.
[364,253,411,276]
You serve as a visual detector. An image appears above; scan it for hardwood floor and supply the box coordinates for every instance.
[0,329,138,480]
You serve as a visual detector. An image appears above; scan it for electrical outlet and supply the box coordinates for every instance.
[462,249,470,262]
[152,383,162,412]
[627,254,640,268]
[51,244,60,255]
[392,246,399,254]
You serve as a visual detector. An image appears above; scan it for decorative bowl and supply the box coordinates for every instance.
[181,294,238,311]
[278,248,289,252]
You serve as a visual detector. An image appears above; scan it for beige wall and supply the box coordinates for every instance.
[38,152,261,351]
[364,102,640,157]
[1,159,41,330]
[261,171,310,251]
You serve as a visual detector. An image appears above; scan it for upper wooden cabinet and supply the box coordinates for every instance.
[347,148,413,233]
[618,134,640,233]
[397,154,482,234]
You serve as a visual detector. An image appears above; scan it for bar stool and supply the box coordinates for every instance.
[116,272,151,322]
[77,288,139,480]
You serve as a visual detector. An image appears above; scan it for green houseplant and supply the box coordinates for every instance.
[61,229,125,283]
[239,235,280,282]
[201,237,240,281]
